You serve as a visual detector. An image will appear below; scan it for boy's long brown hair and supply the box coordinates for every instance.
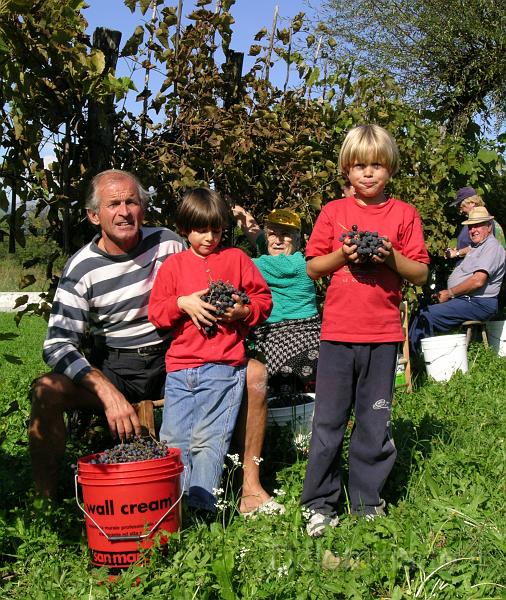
[176,188,231,235]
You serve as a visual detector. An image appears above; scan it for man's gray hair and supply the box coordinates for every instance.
[85,169,150,212]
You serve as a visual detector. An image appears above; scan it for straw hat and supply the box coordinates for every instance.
[265,208,301,230]
[461,206,494,225]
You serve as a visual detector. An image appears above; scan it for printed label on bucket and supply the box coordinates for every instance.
[93,549,143,568]
[85,495,174,517]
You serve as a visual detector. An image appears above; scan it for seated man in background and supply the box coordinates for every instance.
[410,207,505,353]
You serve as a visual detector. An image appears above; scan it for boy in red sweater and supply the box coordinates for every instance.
[301,125,429,536]
[148,188,272,513]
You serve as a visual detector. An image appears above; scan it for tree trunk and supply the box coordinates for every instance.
[8,179,16,254]
[223,50,244,109]
[87,28,122,175]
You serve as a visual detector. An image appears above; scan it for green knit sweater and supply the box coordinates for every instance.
[254,251,318,324]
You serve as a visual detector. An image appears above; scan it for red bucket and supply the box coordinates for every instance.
[77,448,181,479]
[76,448,185,569]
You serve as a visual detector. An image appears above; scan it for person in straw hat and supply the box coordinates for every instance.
[410,206,505,353]
[445,187,505,260]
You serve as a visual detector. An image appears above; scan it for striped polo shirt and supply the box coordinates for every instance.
[43,226,185,382]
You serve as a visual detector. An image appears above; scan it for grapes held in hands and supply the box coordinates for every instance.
[339,225,386,261]
[200,280,250,336]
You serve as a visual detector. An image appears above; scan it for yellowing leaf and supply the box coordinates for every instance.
[322,550,342,570]
[19,275,36,290]
[140,0,151,15]
[254,27,267,41]
[88,49,105,74]
[13,294,29,308]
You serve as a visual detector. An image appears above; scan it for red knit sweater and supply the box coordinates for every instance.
[148,247,272,371]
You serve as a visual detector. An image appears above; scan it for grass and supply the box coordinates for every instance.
[0,239,65,292]
[0,312,505,599]
[0,253,52,292]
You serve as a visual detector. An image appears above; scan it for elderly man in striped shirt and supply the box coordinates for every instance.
[29,169,186,499]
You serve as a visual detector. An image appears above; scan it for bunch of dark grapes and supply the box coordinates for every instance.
[200,280,250,336]
[90,436,169,464]
[339,224,386,261]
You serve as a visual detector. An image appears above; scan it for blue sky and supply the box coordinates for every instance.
[83,0,320,93]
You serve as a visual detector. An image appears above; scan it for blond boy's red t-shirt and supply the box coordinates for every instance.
[306,196,429,343]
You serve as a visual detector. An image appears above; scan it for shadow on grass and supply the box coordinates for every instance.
[0,447,33,508]
[0,332,19,341]
[384,413,451,506]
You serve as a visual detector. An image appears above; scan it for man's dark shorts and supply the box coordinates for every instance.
[90,343,168,403]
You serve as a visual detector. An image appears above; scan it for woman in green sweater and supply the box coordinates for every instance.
[232,205,320,516]
[233,206,320,386]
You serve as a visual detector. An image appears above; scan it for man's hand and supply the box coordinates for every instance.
[103,386,142,440]
[436,289,452,303]
[177,288,217,330]
[82,369,141,440]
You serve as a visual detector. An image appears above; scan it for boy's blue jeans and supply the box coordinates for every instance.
[160,363,245,511]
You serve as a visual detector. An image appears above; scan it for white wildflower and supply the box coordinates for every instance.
[214,497,229,510]
[226,453,242,466]
[277,565,289,577]
[302,507,314,520]
[212,487,224,497]
[294,432,311,454]
[252,456,263,466]
[273,488,286,497]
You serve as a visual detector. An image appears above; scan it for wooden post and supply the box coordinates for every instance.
[283,26,292,93]
[8,177,16,254]
[87,28,122,175]
[306,35,322,103]
[140,2,159,148]
[264,5,279,82]
[172,0,184,119]
[223,49,244,109]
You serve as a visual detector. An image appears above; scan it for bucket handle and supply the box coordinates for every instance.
[74,466,187,542]
[424,343,463,365]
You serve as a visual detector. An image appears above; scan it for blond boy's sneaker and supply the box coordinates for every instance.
[306,512,339,537]
[355,499,387,521]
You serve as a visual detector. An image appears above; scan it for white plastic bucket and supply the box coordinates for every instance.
[421,334,468,382]
[267,393,315,435]
[485,320,506,357]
